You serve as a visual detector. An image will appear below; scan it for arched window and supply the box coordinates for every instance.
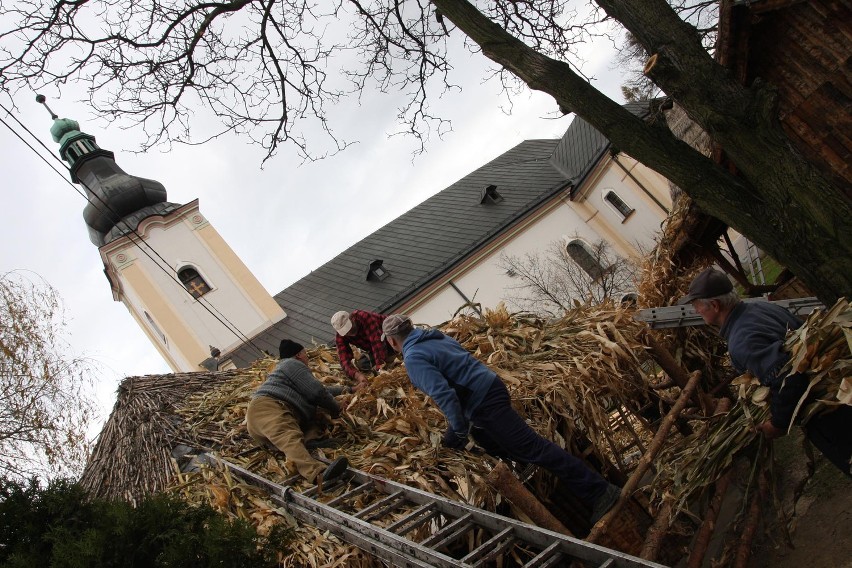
[566,239,606,280]
[604,190,634,220]
[178,266,211,299]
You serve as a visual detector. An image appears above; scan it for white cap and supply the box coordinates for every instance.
[331,311,353,335]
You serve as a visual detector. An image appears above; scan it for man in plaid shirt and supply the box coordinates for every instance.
[331,310,396,389]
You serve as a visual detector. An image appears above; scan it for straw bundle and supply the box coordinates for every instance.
[780,298,852,427]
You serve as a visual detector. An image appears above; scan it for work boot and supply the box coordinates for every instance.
[590,483,621,525]
[322,456,349,482]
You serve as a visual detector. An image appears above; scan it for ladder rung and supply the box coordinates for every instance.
[537,554,566,568]
[462,526,514,565]
[280,474,302,486]
[523,542,562,568]
[353,490,406,521]
[420,512,473,549]
[386,502,439,535]
[325,481,373,508]
[302,475,347,498]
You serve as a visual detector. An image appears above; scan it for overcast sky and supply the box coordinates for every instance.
[0,30,627,435]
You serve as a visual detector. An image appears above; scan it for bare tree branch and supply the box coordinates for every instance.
[0,271,97,480]
[499,238,637,315]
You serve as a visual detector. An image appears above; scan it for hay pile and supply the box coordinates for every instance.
[157,303,660,566]
[81,278,851,566]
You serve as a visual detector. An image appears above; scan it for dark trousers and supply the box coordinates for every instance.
[470,380,610,504]
[805,404,852,478]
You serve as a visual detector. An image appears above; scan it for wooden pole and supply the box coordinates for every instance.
[734,467,768,568]
[587,370,701,544]
[642,331,714,415]
[486,461,574,537]
[640,501,672,560]
[687,469,733,568]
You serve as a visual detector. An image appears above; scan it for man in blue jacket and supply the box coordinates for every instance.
[381,314,620,523]
[679,267,851,477]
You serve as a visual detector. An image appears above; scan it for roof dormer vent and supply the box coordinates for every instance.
[366,259,390,282]
[480,184,503,204]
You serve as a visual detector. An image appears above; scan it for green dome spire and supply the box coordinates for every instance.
[50,117,82,145]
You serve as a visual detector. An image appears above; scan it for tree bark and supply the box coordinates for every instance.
[432,0,852,303]
[486,461,574,536]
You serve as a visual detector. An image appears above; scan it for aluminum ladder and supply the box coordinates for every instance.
[214,456,668,568]
[634,296,822,330]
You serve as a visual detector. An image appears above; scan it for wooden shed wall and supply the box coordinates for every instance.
[744,0,852,196]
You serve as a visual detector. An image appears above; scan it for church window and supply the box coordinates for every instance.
[144,311,168,345]
[603,190,634,220]
[178,266,211,298]
[566,239,606,281]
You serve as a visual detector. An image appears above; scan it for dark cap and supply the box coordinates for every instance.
[381,314,413,341]
[676,268,734,305]
[278,339,305,359]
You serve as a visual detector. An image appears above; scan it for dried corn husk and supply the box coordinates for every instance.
[652,374,769,516]
[779,298,852,428]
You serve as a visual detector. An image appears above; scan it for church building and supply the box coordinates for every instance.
[46,110,285,372]
[49,101,672,373]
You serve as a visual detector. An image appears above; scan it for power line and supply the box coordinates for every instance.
[0,105,267,359]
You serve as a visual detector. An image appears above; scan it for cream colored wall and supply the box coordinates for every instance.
[406,156,672,326]
[100,201,285,372]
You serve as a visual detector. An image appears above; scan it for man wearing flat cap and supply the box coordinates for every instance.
[331,310,396,390]
[679,267,851,476]
[245,339,349,483]
[382,314,621,524]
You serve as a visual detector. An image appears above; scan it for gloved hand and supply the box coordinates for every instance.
[442,429,467,449]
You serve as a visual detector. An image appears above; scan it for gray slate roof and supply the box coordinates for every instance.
[226,102,649,367]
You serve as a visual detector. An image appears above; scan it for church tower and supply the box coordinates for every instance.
[42,98,285,372]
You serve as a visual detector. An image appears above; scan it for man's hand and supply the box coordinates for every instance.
[442,429,467,449]
[755,419,784,440]
[352,372,369,392]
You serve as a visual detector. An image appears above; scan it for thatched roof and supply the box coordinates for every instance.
[80,367,252,504]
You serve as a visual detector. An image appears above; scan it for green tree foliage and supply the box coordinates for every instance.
[0,271,97,480]
[0,476,291,567]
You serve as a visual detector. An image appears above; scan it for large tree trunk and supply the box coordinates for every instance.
[431,0,852,303]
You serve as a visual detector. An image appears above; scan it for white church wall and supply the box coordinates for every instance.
[407,194,604,325]
[102,202,285,371]
[407,158,672,326]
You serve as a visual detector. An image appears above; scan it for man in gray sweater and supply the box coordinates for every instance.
[246,339,348,483]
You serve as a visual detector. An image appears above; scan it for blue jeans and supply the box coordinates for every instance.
[470,380,609,504]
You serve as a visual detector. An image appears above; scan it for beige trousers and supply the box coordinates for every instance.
[246,396,325,482]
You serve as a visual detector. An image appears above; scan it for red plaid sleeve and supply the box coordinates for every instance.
[352,310,389,367]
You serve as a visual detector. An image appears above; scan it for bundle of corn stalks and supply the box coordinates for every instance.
[156,302,661,566]
[653,374,769,517]
[781,298,852,427]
